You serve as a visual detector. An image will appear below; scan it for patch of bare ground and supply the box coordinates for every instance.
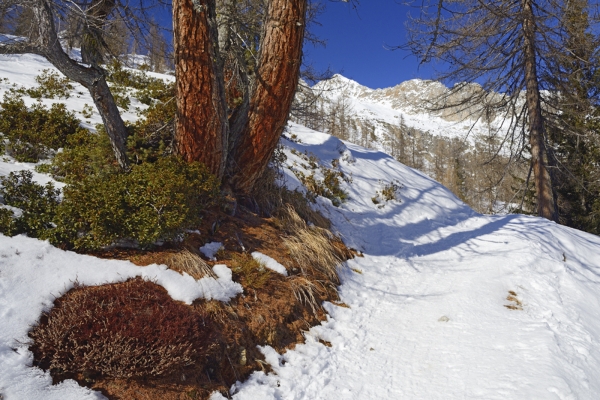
[28,172,353,400]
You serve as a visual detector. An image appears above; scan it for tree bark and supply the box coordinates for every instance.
[173,0,229,178]
[1,0,130,170]
[522,0,557,221]
[226,0,307,194]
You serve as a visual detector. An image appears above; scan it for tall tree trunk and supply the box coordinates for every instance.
[173,0,229,178]
[522,0,557,221]
[25,0,130,169]
[226,0,307,194]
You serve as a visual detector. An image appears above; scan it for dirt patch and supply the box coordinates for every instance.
[30,202,351,399]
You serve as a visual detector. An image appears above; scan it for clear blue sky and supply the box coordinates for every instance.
[304,1,436,89]
[155,1,436,89]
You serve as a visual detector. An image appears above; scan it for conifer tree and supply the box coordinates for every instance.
[404,0,597,221]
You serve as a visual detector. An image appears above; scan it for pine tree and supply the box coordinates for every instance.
[547,0,600,233]
[405,0,583,221]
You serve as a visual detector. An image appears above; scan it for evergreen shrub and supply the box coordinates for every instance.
[0,93,84,162]
[26,69,74,99]
[0,171,60,238]
[53,157,221,250]
[37,126,118,183]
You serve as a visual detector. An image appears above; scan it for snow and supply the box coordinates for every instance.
[1,53,600,399]
[251,252,288,276]
[199,241,224,261]
[227,125,600,399]
[312,74,516,150]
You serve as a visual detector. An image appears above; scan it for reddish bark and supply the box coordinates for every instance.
[226,0,307,194]
[173,0,228,178]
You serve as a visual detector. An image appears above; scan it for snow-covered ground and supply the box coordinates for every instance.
[224,125,600,399]
[1,54,600,399]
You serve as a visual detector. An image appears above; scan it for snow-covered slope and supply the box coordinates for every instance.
[225,124,600,400]
[1,54,600,400]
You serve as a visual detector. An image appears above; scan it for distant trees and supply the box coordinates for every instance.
[546,0,600,233]
[404,0,600,222]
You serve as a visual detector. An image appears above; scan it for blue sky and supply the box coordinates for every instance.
[304,1,437,89]
[154,1,436,89]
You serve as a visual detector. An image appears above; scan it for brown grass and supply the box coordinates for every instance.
[289,276,320,316]
[253,167,330,229]
[29,278,215,381]
[27,165,355,399]
[504,290,523,310]
[165,248,216,279]
[279,205,344,285]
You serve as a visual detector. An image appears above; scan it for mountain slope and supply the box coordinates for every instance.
[1,54,600,400]
[310,74,510,146]
[225,123,600,399]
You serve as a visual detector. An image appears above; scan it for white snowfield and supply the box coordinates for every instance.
[1,53,600,399]
[223,125,600,400]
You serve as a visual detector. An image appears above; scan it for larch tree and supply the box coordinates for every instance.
[173,0,308,195]
[403,0,598,221]
[1,0,352,199]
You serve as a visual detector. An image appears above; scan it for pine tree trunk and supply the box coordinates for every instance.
[173,0,228,178]
[522,0,557,221]
[226,0,307,194]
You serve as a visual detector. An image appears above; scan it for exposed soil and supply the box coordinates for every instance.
[29,204,353,400]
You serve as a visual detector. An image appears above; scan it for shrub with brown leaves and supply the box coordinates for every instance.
[29,278,214,380]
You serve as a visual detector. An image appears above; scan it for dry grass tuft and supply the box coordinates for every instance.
[253,167,330,229]
[289,276,320,316]
[504,290,523,310]
[166,248,216,279]
[279,205,344,285]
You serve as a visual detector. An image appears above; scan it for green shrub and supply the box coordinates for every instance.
[231,253,272,289]
[42,97,174,180]
[80,103,94,119]
[106,59,175,105]
[53,157,221,250]
[0,93,84,162]
[371,180,402,208]
[0,208,18,236]
[38,127,118,184]
[26,69,74,99]
[127,98,176,164]
[293,167,350,207]
[0,171,60,238]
